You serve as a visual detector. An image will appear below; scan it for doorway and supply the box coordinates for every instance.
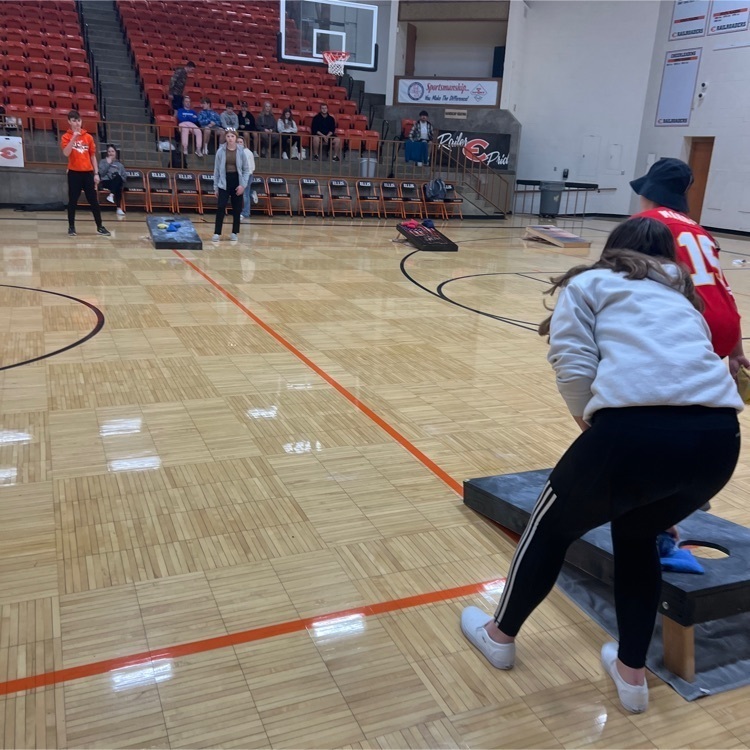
[687,137,714,223]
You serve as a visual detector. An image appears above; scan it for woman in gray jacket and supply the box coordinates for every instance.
[212,128,250,241]
[98,144,126,216]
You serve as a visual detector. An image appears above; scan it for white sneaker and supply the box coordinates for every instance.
[230,233,238,241]
[211,234,220,242]
[417,162,423,167]
[116,208,125,216]
[282,152,289,160]
[253,151,259,158]
[460,606,515,670]
[601,642,648,714]
[195,150,203,158]
[240,215,248,222]
[106,194,115,204]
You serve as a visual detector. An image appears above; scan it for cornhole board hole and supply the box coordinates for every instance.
[524,225,591,249]
[147,215,203,250]
[464,469,750,685]
[396,222,458,252]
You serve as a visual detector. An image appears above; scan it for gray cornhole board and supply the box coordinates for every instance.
[464,469,750,700]
[147,215,203,250]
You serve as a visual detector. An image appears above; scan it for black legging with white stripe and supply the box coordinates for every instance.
[493,405,739,669]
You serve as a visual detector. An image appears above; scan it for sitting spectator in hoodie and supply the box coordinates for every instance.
[256,101,277,158]
[277,108,300,159]
[221,101,239,132]
[198,97,224,155]
[175,95,203,157]
[237,102,258,156]
[98,144,127,216]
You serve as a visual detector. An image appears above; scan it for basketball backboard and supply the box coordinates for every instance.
[279,0,378,71]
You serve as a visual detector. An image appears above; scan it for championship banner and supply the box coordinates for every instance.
[436,131,510,170]
[396,78,499,107]
[0,136,24,168]
[655,48,702,127]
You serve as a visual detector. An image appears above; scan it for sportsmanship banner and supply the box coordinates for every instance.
[655,48,702,127]
[436,131,510,170]
[669,0,710,39]
[0,136,24,168]
[707,0,750,34]
[396,78,499,107]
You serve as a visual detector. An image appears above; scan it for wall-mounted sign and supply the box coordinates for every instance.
[444,109,468,119]
[396,78,499,107]
[0,136,24,168]
[436,131,510,170]
[655,48,702,126]
[708,0,750,34]
[669,0,710,39]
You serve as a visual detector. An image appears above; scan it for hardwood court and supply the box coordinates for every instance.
[1,207,750,749]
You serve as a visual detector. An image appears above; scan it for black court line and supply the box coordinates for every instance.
[0,285,105,371]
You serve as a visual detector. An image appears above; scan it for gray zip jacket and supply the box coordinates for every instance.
[213,144,251,190]
[547,266,743,423]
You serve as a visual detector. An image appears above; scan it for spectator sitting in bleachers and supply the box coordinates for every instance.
[198,97,224,155]
[237,102,258,157]
[168,61,195,111]
[277,108,301,160]
[311,103,341,162]
[407,110,433,167]
[221,101,239,131]
[98,144,127,216]
[256,101,277,158]
[176,95,203,157]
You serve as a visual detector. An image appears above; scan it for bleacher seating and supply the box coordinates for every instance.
[115,0,378,156]
[0,1,98,130]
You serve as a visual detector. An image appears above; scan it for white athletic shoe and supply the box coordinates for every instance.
[106,194,115,204]
[282,152,289,160]
[601,642,648,713]
[460,606,515,669]
[253,151,259,158]
[116,208,125,216]
[230,233,238,241]
[195,150,203,158]
[211,234,220,242]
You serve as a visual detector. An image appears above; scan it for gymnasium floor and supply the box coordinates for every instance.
[1,207,750,749]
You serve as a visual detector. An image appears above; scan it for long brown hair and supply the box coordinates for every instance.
[538,217,703,337]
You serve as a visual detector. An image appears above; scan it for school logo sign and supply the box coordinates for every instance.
[437,131,510,170]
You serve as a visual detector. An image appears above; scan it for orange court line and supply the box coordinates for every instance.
[171,248,464,497]
[0,578,505,696]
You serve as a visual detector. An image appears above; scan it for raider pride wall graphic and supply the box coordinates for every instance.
[437,131,511,169]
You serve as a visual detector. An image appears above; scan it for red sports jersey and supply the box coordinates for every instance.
[635,207,740,358]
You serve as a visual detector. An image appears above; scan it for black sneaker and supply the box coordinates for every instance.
[68,226,77,236]
[96,226,111,236]
[332,155,340,162]
[313,154,319,161]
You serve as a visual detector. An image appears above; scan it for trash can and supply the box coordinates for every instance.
[539,181,564,218]
[360,156,377,178]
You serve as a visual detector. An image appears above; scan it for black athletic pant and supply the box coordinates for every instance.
[493,406,740,669]
[214,172,241,235]
[100,175,124,205]
[67,170,102,228]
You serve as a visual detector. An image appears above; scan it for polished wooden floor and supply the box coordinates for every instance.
[2,207,750,749]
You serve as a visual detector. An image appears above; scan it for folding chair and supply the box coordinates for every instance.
[356,180,381,218]
[423,182,448,220]
[381,181,405,219]
[267,176,292,216]
[147,170,174,212]
[174,171,202,214]
[298,177,324,217]
[328,179,354,218]
[249,176,271,215]
[400,182,425,218]
[198,173,217,213]
[443,183,464,219]
[123,170,150,212]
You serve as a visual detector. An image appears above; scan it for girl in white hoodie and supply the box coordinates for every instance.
[461,217,742,714]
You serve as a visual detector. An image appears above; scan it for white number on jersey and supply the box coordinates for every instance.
[676,231,733,293]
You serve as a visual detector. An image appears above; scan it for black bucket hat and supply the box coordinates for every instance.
[630,158,693,213]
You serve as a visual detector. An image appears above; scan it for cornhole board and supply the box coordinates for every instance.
[524,225,591,249]
[147,215,203,250]
[396,222,458,252]
[464,469,750,683]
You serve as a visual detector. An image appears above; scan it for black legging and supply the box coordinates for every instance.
[100,174,124,205]
[214,171,242,235]
[493,405,740,668]
[280,132,301,156]
[67,170,102,228]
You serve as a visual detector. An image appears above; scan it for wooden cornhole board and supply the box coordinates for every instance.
[524,225,591,249]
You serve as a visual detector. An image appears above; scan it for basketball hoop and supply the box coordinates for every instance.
[322,50,350,77]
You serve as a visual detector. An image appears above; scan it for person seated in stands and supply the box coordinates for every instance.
[98,144,127,216]
[237,101,258,157]
[311,103,341,161]
[277,108,301,160]
[256,101,277,158]
[408,110,433,167]
[175,95,203,157]
[221,101,239,132]
[198,97,224,155]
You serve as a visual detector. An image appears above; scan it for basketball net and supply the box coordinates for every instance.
[322,50,350,77]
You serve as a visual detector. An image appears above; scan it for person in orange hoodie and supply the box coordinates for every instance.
[61,110,110,237]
